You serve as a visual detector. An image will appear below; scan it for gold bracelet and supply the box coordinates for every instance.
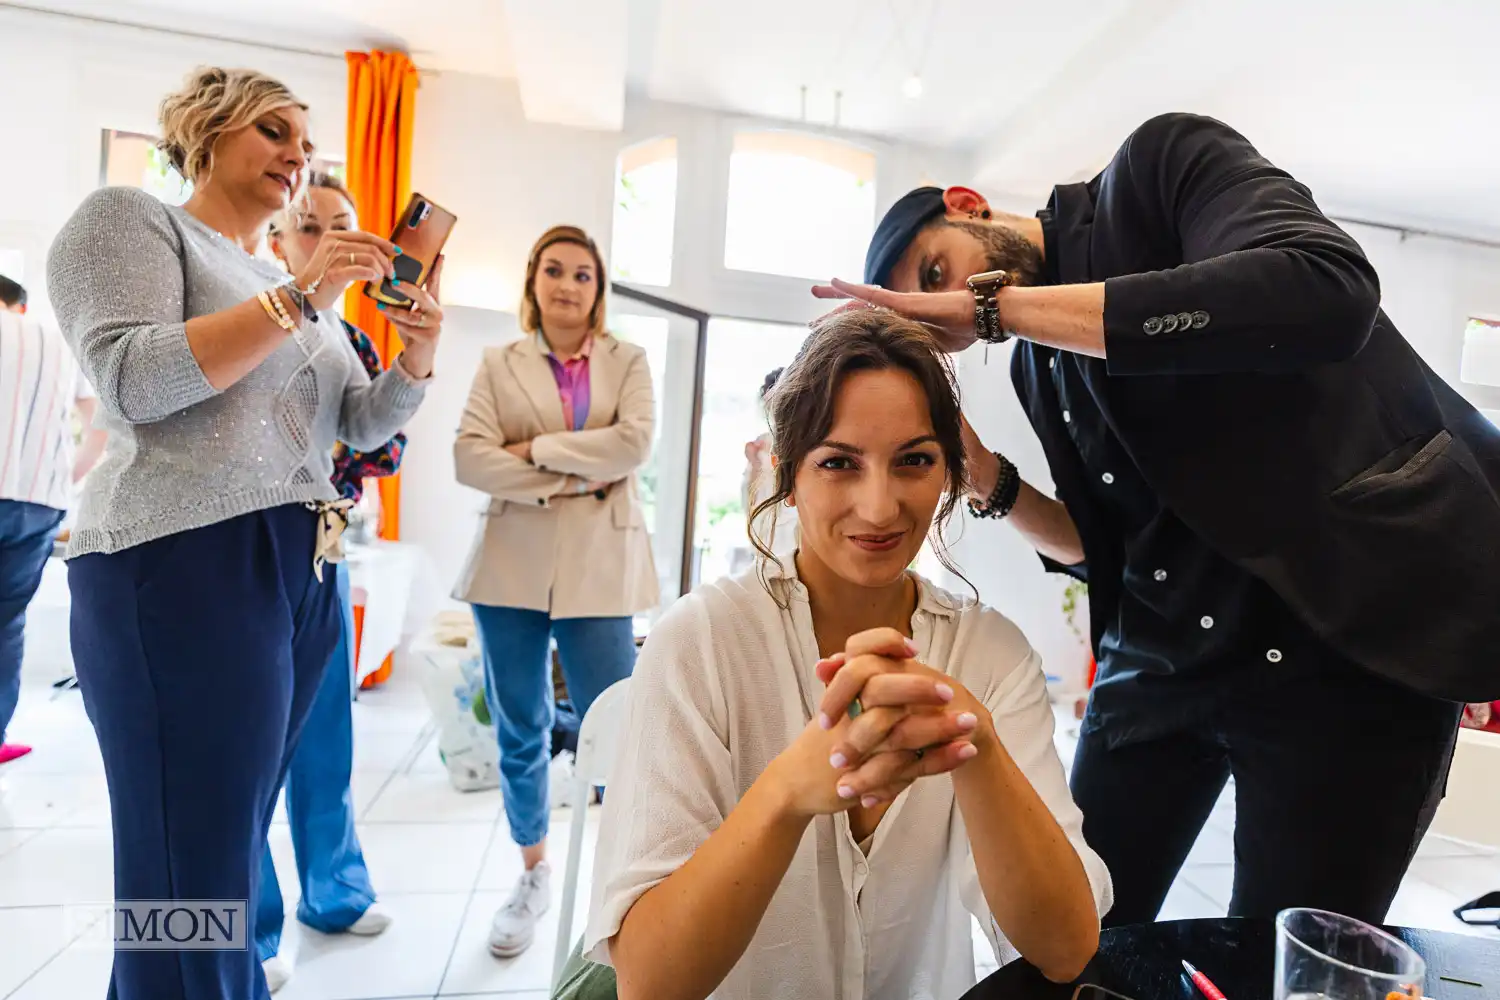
[257,290,297,334]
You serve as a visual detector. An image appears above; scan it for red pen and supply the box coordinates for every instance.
[1183,960,1228,1000]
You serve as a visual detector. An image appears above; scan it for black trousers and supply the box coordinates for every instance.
[1070,649,1461,927]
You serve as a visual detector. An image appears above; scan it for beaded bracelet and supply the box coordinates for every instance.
[967,452,1021,519]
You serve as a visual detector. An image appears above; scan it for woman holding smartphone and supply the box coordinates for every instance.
[453,224,657,960]
[583,311,1109,1000]
[47,67,440,1000]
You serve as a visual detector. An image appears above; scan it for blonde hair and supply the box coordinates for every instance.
[158,67,308,185]
[520,225,609,338]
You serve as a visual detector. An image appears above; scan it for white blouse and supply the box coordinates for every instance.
[585,559,1113,1000]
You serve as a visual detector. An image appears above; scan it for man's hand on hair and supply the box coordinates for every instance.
[811,279,977,353]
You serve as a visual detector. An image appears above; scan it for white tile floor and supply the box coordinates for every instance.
[2,562,1497,998]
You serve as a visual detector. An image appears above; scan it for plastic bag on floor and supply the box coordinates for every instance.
[418,649,500,793]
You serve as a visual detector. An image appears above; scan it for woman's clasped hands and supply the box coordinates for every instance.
[769,627,994,818]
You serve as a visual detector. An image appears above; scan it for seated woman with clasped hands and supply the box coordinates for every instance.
[583,310,1111,1000]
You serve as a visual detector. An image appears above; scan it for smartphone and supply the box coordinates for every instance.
[364,193,457,308]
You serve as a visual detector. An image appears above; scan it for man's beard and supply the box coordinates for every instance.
[950,220,1045,288]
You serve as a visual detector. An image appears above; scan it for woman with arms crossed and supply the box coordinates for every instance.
[585,311,1109,1000]
[454,225,657,959]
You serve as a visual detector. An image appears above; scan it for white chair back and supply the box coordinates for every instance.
[552,676,632,986]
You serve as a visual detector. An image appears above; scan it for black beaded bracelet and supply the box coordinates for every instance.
[967,452,1021,519]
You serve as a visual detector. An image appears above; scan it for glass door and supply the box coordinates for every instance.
[608,286,705,626]
[692,318,810,585]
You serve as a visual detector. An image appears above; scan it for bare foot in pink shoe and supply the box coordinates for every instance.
[0,744,33,765]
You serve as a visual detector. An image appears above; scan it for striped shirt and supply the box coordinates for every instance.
[536,330,592,431]
[0,312,92,511]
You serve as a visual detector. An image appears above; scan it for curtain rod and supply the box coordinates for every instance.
[1332,214,1500,253]
[0,2,439,75]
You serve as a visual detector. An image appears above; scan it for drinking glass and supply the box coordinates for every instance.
[1275,908,1425,1000]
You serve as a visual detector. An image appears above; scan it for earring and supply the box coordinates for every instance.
[981,209,992,220]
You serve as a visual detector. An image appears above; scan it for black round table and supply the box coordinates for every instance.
[964,919,1500,1000]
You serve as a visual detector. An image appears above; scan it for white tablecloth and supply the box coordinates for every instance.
[344,540,442,685]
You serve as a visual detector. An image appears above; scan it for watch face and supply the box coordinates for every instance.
[967,269,1011,290]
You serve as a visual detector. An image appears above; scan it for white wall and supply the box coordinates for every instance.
[397,304,520,606]
[950,219,1500,692]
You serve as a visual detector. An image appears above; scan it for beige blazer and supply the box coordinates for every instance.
[452,332,660,617]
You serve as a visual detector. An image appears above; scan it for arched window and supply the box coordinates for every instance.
[723,131,875,281]
[610,136,678,287]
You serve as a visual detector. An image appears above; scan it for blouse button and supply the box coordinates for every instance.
[1101,472,1115,485]
[1200,616,1214,629]
[1266,649,1283,663]
[1063,410,1072,423]
[1154,569,1167,582]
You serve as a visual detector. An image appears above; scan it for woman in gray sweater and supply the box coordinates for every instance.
[46,67,441,1000]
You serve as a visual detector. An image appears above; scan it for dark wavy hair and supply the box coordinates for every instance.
[749,308,973,602]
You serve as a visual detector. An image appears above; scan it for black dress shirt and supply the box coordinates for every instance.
[1034,215,1317,742]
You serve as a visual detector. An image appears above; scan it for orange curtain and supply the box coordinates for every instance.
[345,50,418,540]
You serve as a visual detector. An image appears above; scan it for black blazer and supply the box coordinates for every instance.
[1013,113,1500,703]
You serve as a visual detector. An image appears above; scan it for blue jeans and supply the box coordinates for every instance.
[255,563,376,961]
[470,606,636,847]
[0,500,64,743]
[70,506,341,1000]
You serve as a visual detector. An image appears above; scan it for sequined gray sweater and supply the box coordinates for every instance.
[47,186,427,557]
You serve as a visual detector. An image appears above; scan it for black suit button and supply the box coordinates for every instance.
[1161,314,1180,333]
[1143,316,1164,336]
[1191,310,1210,329]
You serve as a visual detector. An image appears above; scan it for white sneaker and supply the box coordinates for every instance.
[346,903,393,937]
[488,862,551,958]
[262,956,292,994]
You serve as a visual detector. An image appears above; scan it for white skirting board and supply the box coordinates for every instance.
[1430,726,1500,849]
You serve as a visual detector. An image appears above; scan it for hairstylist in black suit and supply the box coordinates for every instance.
[814,113,1500,928]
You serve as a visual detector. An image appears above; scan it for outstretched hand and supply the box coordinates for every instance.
[811,278,977,352]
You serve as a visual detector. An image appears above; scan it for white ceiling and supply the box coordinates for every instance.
[10,0,1500,240]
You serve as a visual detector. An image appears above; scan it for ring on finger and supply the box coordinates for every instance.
[912,747,925,761]
[348,251,356,265]
[849,696,864,719]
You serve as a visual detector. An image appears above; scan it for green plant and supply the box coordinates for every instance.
[1061,579,1088,642]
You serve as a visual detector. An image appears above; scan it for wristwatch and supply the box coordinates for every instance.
[966,269,1013,344]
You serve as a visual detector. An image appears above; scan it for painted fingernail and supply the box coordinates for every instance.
[818,712,833,731]
[393,245,404,255]
[376,303,387,311]
[837,784,857,799]
[903,638,919,656]
[829,752,847,769]
[391,277,401,285]
[957,743,979,761]
[956,712,978,731]
[935,683,955,702]
[861,795,879,808]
